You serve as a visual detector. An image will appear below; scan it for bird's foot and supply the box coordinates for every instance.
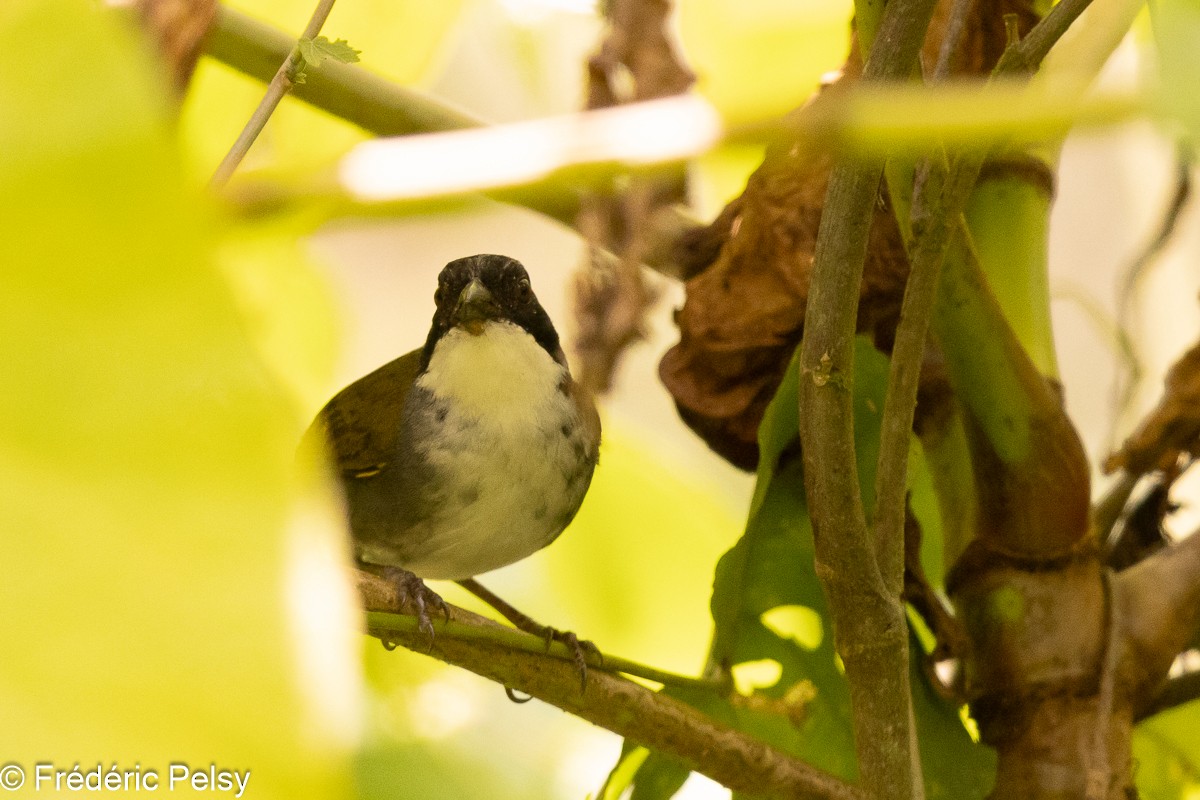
[455,578,600,692]
[536,626,603,692]
[385,567,449,650]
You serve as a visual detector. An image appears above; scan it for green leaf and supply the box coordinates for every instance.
[1133,704,1200,800]
[299,35,363,66]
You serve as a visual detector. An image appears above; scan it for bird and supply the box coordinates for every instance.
[305,253,601,670]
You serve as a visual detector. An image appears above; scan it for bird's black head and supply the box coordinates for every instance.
[419,254,561,369]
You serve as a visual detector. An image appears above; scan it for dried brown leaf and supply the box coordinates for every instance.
[1106,340,1200,476]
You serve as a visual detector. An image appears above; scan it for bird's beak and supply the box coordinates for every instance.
[454,279,500,335]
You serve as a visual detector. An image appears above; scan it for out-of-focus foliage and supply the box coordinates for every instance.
[682,0,854,213]
[1152,0,1200,142]
[678,0,853,126]
[1132,708,1200,800]
[0,2,357,797]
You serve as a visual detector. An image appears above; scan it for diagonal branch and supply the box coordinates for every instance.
[1116,528,1200,703]
[210,0,340,187]
[358,572,865,800]
[1137,670,1200,721]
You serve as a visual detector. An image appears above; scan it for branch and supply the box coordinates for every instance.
[797,1,939,799]
[1137,670,1200,721]
[872,157,956,593]
[210,0,340,187]
[365,610,723,694]
[357,572,865,800]
[206,5,481,136]
[1115,529,1200,702]
[1004,0,1106,71]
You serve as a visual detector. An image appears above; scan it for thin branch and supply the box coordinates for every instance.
[358,573,865,800]
[207,6,482,136]
[209,0,339,188]
[872,156,958,594]
[205,6,1142,225]
[876,0,1103,572]
[1094,471,1138,545]
[1004,0,1103,70]
[798,1,939,799]
[1137,670,1200,721]
[1116,529,1200,703]
[367,611,723,693]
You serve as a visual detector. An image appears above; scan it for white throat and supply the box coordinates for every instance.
[416,321,565,418]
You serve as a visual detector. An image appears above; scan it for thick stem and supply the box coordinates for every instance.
[798,1,938,798]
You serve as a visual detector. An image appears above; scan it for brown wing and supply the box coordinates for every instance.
[555,346,602,461]
[304,348,423,479]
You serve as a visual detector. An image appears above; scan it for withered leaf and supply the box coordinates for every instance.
[1106,340,1200,476]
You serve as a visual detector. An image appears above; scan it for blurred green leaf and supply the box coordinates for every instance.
[0,2,354,797]
[679,0,854,125]
[1151,0,1200,140]
[1133,705,1200,800]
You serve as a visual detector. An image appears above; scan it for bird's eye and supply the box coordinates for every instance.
[517,278,532,300]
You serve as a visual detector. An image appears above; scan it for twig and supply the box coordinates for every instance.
[877,0,1104,575]
[1137,670,1200,721]
[358,573,865,800]
[1002,0,1103,71]
[872,153,965,593]
[207,6,482,136]
[1094,471,1138,544]
[798,1,940,799]
[209,0,339,188]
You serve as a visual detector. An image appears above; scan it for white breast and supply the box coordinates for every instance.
[399,322,593,580]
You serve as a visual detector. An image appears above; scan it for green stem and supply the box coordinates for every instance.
[210,0,341,188]
[365,611,727,694]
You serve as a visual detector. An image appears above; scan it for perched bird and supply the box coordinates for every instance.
[306,254,601,659]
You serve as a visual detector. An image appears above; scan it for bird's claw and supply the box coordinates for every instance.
[540,627,602,692]
[386,568,449,651]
